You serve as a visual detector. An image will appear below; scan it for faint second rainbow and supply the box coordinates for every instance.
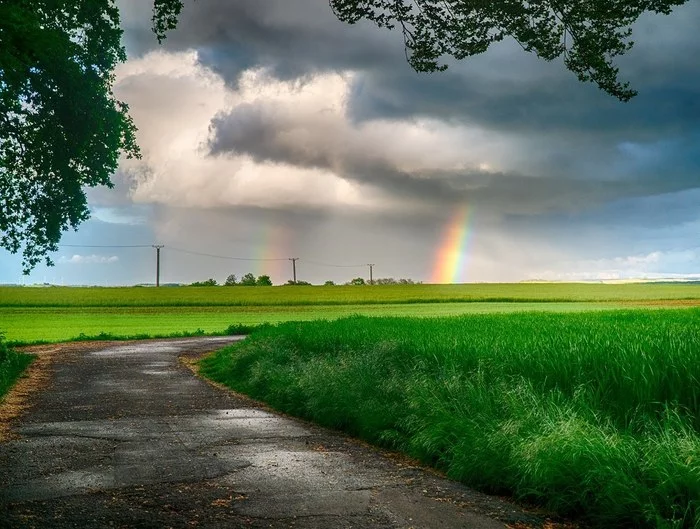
[253,223,290,278]
[430,205,473,284]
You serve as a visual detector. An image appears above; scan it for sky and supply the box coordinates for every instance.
[2,0,700,285]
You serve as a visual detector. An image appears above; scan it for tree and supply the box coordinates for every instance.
[348,277,366,286]
[1,1,140,273]
[329,0,689,102]
[190,278,217,286]
[240,273,257,286]
[224,274,238,286]
[324,280,336,286]
[256,274,273,286]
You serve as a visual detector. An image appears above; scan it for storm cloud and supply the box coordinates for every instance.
[4,0,698,285]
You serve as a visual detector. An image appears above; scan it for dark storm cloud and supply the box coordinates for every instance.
[345,62,700,140]
[120,0,402,84]
[120,0,700,139]
[119,0,700,225]
[207,98,700,215]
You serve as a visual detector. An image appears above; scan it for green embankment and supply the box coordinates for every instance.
[0,334,34,399]
[200,310,700,529]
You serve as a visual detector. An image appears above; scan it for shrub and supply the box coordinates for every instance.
[256,274,273,286]
[0,332,34,399]
[190,278,218,286]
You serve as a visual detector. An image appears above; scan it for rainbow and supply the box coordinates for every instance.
[253,223,290,279]
[431,205,473,284]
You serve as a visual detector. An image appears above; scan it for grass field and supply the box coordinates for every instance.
[1,302,621,343]
[2,284,699,525]
[2,282,700,307]
[2,283,699,343]
[200,311,700,529]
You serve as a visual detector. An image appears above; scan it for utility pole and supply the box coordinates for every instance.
[368,263,374,285]
[289,257,299,284]
[153,245,164,287]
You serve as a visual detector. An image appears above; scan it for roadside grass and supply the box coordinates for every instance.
[0,302,615,343]
[6,324,257,348]
[0,333,34,400]
[200,310,700,529]
[2,283,700,307]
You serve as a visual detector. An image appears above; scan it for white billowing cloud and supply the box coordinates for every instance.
[59,255,120,265]
[211,69,507,174]
[114,51,514,214]
[115,53,379,210]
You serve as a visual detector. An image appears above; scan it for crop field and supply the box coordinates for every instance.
[0,283,700,343]
[2,282,700,307]
[201,310,700,529]
[2,302,619,343]
[1,283,699,342]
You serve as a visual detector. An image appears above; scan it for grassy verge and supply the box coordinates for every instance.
[200,310,700,529]
[0,333,34,400]
[6,323,257,348]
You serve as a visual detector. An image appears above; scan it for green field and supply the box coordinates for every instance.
[1,283,698,342]
[2,283,699,526]
[2,282,700,307]
[2,302,620,343]
[201,311,700,529]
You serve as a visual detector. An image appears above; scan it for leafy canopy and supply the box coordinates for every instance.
[239,273,257,286]
[330,0,689,101]
[0,0,140,273]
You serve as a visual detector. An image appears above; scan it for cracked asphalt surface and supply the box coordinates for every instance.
[0,337,552,528]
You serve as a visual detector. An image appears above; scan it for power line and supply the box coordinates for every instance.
[58,244,372,270]
[59,244,152,248]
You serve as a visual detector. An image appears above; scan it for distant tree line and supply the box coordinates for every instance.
[225,273,272,286]
[345,277,420,286]
[190,273,273,287]
[188,275,420,287]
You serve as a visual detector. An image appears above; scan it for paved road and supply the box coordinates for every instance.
[0,337,548,528]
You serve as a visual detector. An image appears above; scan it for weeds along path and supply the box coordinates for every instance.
[0,337,554,529]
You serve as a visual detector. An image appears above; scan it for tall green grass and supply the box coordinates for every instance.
[200,310,700,528]
[0,333,34,399]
